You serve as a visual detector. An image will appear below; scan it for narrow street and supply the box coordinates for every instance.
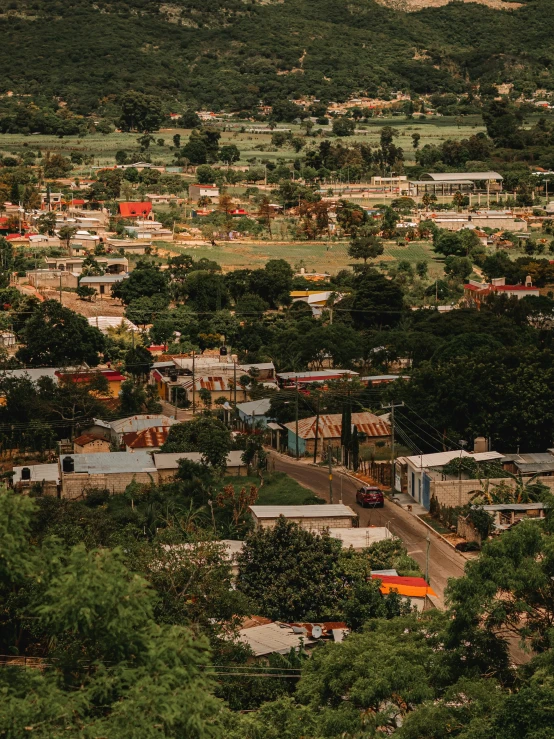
[270,453,468,607]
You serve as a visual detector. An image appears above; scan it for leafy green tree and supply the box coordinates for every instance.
[332,117,356,137]
[219,144,240,164]
[112,264,169,305]
[118,90,165,132]
[37,211,57,236]
[16,300,105,367]
[444,255,473,280]
[237,517,345,621]
[76,284,96,301]
[124,345,153,380]
[161,416,232,469]
[348,235,384,264]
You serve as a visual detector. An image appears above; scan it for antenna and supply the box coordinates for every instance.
[311,625,323,639]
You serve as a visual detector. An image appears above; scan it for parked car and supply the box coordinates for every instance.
[356,486,384,508]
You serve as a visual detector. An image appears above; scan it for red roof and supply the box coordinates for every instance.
[191,183,218,189]
[6,233,26,240]
[492,284,538,292]
[73,434,108,447]
[118,202,153,218]
[71,199,85,205]
[56,369,126,383]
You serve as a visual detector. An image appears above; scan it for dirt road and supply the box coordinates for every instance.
[270,453,467,607]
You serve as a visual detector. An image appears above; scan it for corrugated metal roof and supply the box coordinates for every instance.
[423,171,502,181]
[329,527,392,549]
[123,426,171,449]
[249,504,356,519]
[481,503,544,511]
[406,450,503,469]
[80,274,127,284]
[236,398,272,416]
[181,375,233,392]
[64,451,156,475]
[284,412,390,440]
[153,450,244,470]
[110,414,177,435]
[237,622,314,657]
[13,463,59,485]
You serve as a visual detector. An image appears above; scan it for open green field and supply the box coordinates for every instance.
[162,237,444,277]
[0,115,489,169]
[223,471,324,505]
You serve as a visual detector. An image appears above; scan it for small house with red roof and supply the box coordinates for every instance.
[371,573,437,611]
[464,277,539,307]
[118,202,153,219]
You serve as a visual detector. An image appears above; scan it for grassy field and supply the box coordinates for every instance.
[223,471,324,505]
[163,237,443,276]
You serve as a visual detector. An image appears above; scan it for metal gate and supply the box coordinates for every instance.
[422,473,431,510]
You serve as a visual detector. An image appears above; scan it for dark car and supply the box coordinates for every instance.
[356,486,384,508]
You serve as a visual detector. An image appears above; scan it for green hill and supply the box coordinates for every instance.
[0,0,552,113]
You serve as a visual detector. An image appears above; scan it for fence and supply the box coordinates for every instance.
[357,460,392,487]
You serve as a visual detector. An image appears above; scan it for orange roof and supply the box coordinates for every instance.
[371,575,436,598]
[73,434,107,446]
[118,202,152,218]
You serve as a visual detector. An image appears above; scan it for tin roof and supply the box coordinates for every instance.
[237,622,314,657]
[62,451,156,475]
[110,414,177,435]
[123,426,171,449]
[284,412,390,440]
[73,434,107,446]
[249,504,356,519]
[13,463,59,485]
[153,450,244,470]
[79,274,127,284]
[236,398,272,416]
[405,450,503,469]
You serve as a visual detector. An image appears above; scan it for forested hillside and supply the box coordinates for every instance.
[0,0,552,113]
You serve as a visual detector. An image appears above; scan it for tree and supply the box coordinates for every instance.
[181,109,202,128]
[115,149,129,165]
[118,91,165,132]
[219,144,240,164]
[348,235,384,264]
[76,284,96,301]
[58,225,77,253]
[16,300,105,367]
[444,255,473,280]
[43,153,72,178]
[112,264,169,305]
[412,133,421,149]
[332,117,356,137]
[161,416,232,469]
[37,211,57,236]
[346,267,404,329]
[124,345,153,381]
[236,517,345,621]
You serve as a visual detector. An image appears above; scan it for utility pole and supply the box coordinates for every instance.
[192,350,196,416]
[328,445,333,504]
[313,394,320,464]
[424,532,431,585]
[59,273,62,305]
[295,379,299,460]
[233,359,237,405]
[381,401,404,490]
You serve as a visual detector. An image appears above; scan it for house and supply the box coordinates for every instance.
[56,369,127,398]
[123,426,171,452]
[118,202,153,219]
[397,450,505,509]
[457,503,546,544]
[290,291,342,317]
[501,452,554,476]
[236,398,273,430]
[153,450,247,482]
[249,504,358,531]
[108,414,178,448]
[236,622,315,659]
[464,277,540,306]
[106,239,151,255]
[73,434,111,454]
[79,273,128,297]
[12,463,59,496]
[189,184,220,202]
[328,527,394,550]
[161,540,244,579]
[86,316,139,334]
[59,451,157,499]
[45,257,85,274]
[276,369,358,389]
[284,412,391,457]
[371,574,437,611]
[27,269,78,290]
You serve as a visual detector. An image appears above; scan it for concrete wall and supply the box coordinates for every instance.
[27,271,78,289]
[61,471,157,500]
[430,475,554,509]
[254,515,355,531]
[157,465,246,484]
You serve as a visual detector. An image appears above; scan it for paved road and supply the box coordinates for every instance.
[270,453,468,607]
